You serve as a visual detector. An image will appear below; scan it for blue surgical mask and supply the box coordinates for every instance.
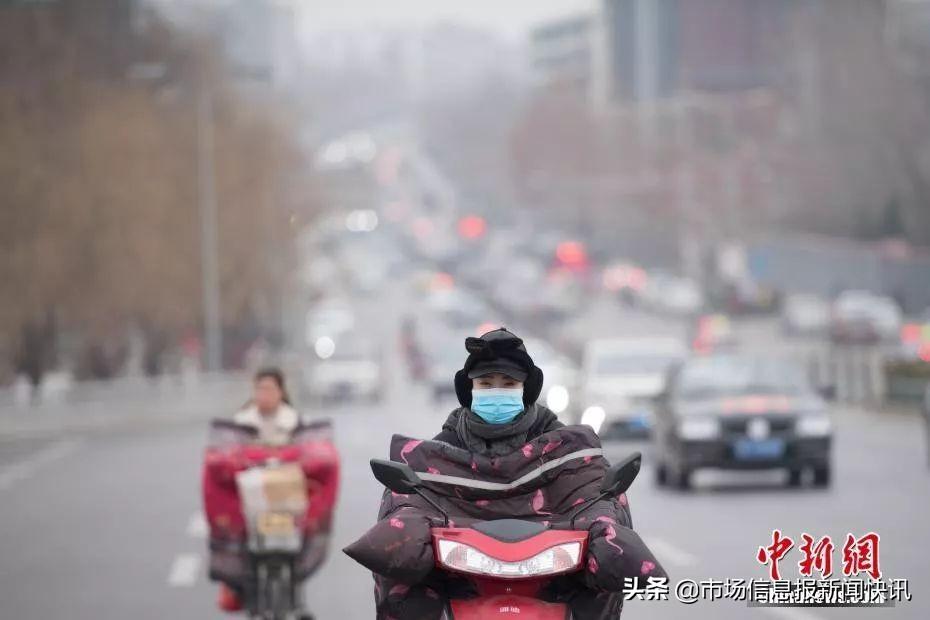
[471,388,525,424]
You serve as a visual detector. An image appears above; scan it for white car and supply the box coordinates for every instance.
[427,338,466,403]
[304,302,355,348]
[641,273,704,316]
[782,294,830,336]
[304,336,383,404]
[578,337,688,439]
[831,291,902,344]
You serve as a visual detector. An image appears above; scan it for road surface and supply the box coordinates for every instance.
[1,271,928,619]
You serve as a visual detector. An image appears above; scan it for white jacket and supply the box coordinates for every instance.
[233,403,300,446]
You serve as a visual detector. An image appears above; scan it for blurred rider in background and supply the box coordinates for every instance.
[218,367,326,617]
[233,367,300,446]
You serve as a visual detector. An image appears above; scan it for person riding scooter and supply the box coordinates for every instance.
[233,367,301,446]
[345,328,667,619]
[203,368,340,617]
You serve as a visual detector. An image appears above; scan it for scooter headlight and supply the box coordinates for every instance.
[436,539,582,578]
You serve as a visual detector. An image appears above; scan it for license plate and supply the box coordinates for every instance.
[733,438,785,460]
[256,512,296,537]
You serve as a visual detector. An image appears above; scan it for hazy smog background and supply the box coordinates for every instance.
[1,1,929,619]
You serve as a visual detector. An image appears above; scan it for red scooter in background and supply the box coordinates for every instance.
[369,453,641,619]
[203,419,340,620]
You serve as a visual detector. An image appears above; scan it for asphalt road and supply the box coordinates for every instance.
[1,269,928,620]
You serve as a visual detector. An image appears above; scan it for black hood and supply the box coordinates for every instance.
[454,327,544,408]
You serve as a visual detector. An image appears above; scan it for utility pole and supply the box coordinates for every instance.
[198,86,222,372]
[635,0,658,149]
[676,95,700,280]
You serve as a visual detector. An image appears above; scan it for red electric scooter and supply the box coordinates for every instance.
[370,452,641,619]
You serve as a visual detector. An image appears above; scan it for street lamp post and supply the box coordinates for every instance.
[198,86,222,372]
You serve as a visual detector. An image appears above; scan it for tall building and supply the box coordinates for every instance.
[598,0,679,103]
[677,0,788,92]
[592,0,791,106]
[222,0,299,89]
[529,14,594,95]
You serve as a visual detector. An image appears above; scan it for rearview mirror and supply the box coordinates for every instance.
[600,452,642,495]
[370,459,422,494]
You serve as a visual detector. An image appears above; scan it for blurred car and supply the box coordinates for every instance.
[641,272,704,316]
[303,335,384,404]
[341,246,389,295]
[578,337,687,440]
[781,293,831,337]
[830,290,902,344]
[490,278,539,320]
[522,338,580,417]
[601,261,648,304]
[426,338,466,403]
[304,301,355,348]
[535,275,583,322]
[689,313,737,355]
[652,355,832,490]
[426,287,498,330]
[299,256,340,295]
[724,278,780,315]
[489,259,547,319]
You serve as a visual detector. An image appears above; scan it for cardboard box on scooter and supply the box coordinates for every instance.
[236,463,308,516]
[262,463,308,512]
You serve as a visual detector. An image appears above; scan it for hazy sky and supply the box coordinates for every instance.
[296,0,594,39]
[150,0,595,42]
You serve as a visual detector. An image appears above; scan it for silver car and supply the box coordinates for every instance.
[303,335,384,404]
[522,338,580,419]
[578,337,688,439]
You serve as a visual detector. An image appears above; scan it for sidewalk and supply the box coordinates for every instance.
[0,372,248,438]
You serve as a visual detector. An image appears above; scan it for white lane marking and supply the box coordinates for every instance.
[0,438,83,491]
[761,606,825,620]
[187,512,208,539]
[167,553,201,587]
[645,536,699,567]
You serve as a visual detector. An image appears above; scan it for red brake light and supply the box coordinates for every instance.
[902,324,921,343]
[919,343,930,363]
[556,241,587,267]
[458,215,487,240]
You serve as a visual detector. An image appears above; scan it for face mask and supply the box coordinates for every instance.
[471,388,525,424]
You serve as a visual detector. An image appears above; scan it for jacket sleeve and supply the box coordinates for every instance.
[581,495,668,593]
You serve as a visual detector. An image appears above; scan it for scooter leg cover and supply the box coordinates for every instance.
[584,521,668,593]
[202,461,247,540]
[374,577,445,620]
[344,507,435,585]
